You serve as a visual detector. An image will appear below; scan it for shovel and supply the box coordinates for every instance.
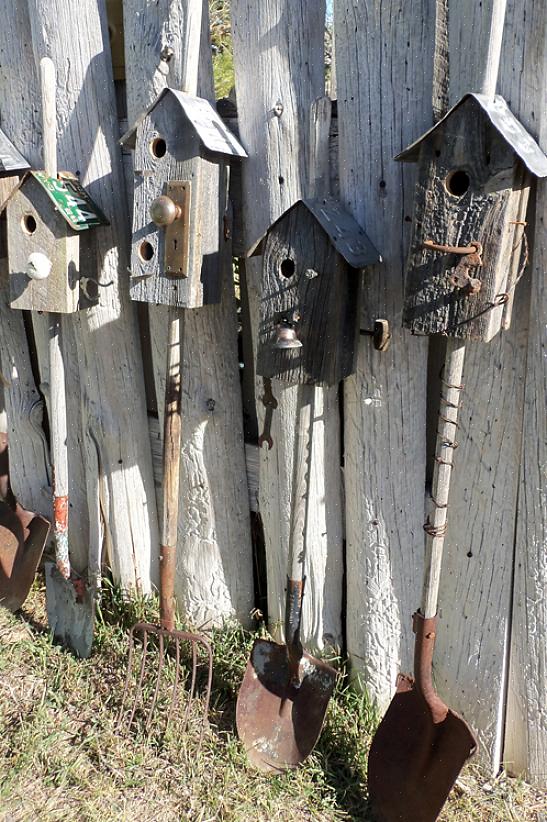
[30,57,97,657]
[367,339,477,822]
[0,433,50,612]
[236,384,337,772]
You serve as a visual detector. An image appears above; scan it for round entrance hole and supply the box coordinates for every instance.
[139,240,155,262]
[150,137,167,159]
[445,169,470,197]
[22,214,37,235]
[280,258,295,278]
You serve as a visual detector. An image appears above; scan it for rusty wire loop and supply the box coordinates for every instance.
[423,519,448,537]
[456,221,529,327]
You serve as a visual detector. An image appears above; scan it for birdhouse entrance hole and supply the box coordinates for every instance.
[150,137,167,159]
[444,169,470,197]
[139,240,155,261]
[21,213,37,235]
[280,258,295,278]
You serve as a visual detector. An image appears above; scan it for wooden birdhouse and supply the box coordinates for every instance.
[2,171,108,313]
[121,88,247,309]
[398,93,547,342]
[248,198,380,386]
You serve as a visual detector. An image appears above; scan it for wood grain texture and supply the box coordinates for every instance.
[257,204,360,385]
[334,1,432,706]
[502,0,547,786]
[15,0,160,586]
[232,0,344,651]
[431,0,533,774]
[402,98,528,341]
[123,0,254,627]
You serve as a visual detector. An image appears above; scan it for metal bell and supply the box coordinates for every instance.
[274,319,303,349]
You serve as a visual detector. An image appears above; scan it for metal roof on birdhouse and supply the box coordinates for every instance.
[120,88,247,159]
[0,128,30,176]
[1,171,109,231]
[247,198,381,269]
[396,93,547,178]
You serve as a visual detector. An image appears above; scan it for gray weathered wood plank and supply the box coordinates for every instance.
[123,0,254,627]
[334,0,432,706]
[232,0,344,652]
[8,0,161,588]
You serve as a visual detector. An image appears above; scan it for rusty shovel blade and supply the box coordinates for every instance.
[236,638,336,772]
[367,614,477,822]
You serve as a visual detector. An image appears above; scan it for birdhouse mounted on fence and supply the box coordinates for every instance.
[121,88,247,309]
[248,198,380,386]
[398,93,547,342]
[2,171,108,313]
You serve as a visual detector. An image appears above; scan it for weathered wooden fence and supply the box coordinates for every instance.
[0,0,544,787]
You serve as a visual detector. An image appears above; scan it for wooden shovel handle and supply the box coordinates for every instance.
[160,309,182,631]
[421,338,466,618]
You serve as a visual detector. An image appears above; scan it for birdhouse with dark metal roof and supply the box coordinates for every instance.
[398,93,547,342]
[248,197,380,386]
[2,171,108,313]
[121,88,247,309]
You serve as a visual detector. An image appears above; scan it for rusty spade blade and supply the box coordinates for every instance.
[368,613,477,822]
[237,385,336,771]
[0,434,51,613]
[236,637,336,772]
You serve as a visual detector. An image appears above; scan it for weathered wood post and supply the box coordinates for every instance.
[122,0,254,627]
[333,2,434,703]
[232,0,344,651]
[429,0,546,774]
[2,0,160,591]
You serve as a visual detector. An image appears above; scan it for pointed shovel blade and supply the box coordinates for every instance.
[45,562,95,658]
[236,638,336,772]
[0,501,50,613]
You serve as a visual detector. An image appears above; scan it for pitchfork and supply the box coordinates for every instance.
[117,308,213,748]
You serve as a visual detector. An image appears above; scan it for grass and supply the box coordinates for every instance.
[1,580,545,822]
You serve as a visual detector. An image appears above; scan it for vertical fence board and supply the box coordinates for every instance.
[15,0,160,589]
[502,0,547,786]
[333,1,432,705]
[123,0,254,627]
[232,0,344,651]
[432,0,535,772]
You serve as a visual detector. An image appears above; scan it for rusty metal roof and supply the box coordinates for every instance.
[247,198,380,269]
[120,89,247,159]
[396,93,547,178]
[0,129,30,176]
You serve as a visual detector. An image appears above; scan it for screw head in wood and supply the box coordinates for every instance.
[150,195,181,227]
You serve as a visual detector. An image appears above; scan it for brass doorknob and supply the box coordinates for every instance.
[150,195,181,226]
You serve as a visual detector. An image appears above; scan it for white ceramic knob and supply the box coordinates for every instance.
[26,252,52,281]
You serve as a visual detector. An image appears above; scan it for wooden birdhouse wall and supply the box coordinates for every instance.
[403,97,530,342]
[7,176,97,313]
[129,93,224,308]
[257,203,360,386]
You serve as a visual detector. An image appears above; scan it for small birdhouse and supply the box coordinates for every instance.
[0,128,30,177]
[248,198,380,386]
[121,88,247,309]
[2,171,108,313]
[398,93,547,342]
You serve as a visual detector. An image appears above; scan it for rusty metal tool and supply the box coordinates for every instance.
[368,339,477,822]
[258,377,277,450]
[0,433,50,612]
[237,383,337,771]
[118,306,213,746]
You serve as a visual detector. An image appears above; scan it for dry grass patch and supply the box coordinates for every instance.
[0,580,545,821]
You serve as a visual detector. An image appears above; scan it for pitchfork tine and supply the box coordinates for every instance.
[127,626,148,731]
[181,640,198,734]
[145,631,165,734]
[165,636,181,734]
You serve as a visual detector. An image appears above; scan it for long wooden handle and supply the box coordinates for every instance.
[288,384,314,584]
[421,338,466,618]
[181,0,203,95]
[160,309,182,630]
[50,316,70,578]
[40,57,57,178]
